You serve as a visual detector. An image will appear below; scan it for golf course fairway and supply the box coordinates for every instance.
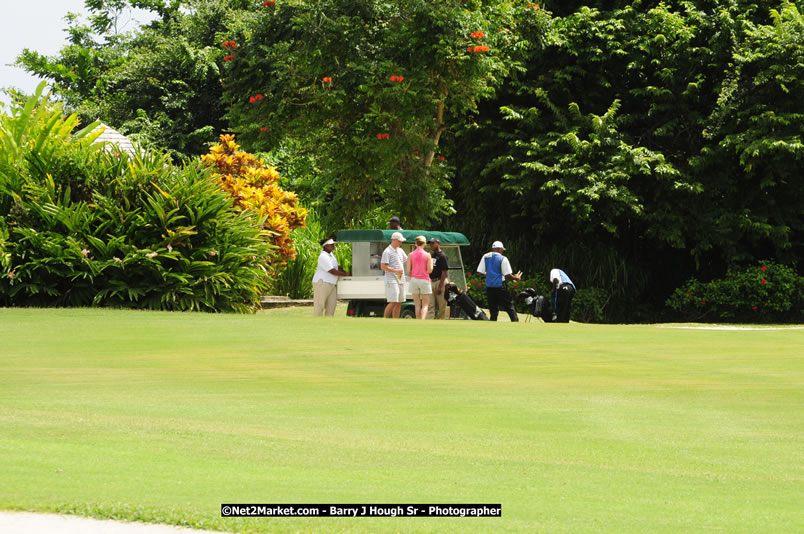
[0,307,801,533]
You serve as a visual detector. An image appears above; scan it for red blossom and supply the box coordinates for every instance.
[249,96,256,104]
[752,306,758,311]
[377,133,383,139]
[467,46,473,52]
[437,155,445,161]
[761,266,767,272]
[255,93,263,100]
[761,279,767,284]
[700,301,706,305]
[322,76,332,83]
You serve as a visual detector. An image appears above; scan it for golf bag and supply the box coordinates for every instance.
[517,288,552,321]
[445,284,489,321]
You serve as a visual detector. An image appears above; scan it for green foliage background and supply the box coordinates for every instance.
[9,0,804,321]
[0,84,272,312]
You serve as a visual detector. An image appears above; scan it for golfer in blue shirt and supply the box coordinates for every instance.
[477,241,520,322]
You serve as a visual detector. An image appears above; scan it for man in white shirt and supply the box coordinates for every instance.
[312,238,350,316]
[380,231,408,318]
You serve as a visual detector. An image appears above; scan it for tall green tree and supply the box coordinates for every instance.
[220,0,543,227]
[693,1,804,263]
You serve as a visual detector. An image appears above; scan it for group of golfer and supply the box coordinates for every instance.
[312,217,576,322]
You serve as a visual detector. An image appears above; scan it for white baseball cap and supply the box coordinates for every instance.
[491,240,505,250]
[391,232,406,242]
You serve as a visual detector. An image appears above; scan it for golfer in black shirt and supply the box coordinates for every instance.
[427,238,449,319]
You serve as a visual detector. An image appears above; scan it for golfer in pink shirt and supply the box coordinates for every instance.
[406,235,434,319]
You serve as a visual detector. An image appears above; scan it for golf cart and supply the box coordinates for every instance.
[335,229,470,318]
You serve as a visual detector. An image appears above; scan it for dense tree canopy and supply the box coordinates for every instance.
[13,0,803,320]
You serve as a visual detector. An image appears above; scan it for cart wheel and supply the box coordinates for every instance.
[400,308,416,319]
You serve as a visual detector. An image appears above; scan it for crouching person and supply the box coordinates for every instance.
[550,268,576,322]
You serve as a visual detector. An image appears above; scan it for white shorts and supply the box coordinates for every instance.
[409,277,432,295]
[385,281,406,303]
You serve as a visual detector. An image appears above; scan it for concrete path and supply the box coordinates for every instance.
[0,512,224,534]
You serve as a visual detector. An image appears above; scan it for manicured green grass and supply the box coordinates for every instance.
[0,307,802,533]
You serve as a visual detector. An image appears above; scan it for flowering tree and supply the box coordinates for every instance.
[221,0,539,227]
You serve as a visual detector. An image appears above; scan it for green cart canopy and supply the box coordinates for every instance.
[335,229,470,246]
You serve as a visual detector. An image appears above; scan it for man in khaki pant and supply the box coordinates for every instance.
[313,238,350,316]
[426,237,449,319]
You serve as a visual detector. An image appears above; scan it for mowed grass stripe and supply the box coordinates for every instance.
[0,308,801,533]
